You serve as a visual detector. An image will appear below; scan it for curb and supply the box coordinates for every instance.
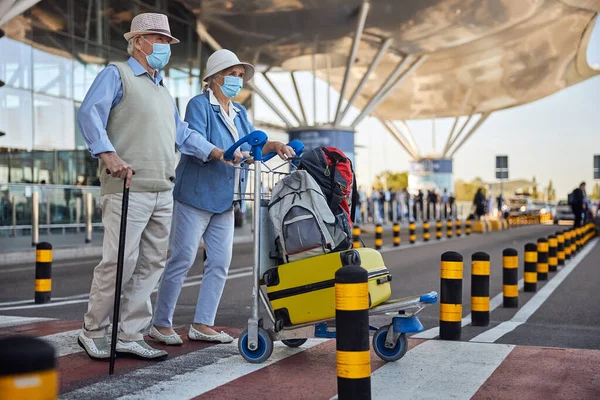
[0,235,256,267]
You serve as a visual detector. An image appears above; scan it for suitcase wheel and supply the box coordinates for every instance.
[281,338,308,348]
[238,327,273,364]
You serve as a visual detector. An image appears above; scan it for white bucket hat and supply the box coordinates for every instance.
[204,49,255,83]
[124,13,180,44]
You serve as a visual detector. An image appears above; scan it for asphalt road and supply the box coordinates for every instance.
[1,224,598,351]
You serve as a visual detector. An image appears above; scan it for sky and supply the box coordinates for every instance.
[252,18,600,200]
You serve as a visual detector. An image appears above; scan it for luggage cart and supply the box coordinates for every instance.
[223,131,438,364]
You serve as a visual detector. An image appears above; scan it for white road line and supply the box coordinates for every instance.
[42,329,82,357]
[0,267,254,311]
[369,340,514,400]
[0,315,55,328]
[412,278,525,339]
[470,238,598,343]
[0,259,100,274]
[116,339,328,400]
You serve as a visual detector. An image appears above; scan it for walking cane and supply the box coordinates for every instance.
[109,178,130,375]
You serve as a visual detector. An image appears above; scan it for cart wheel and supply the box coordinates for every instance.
[372,326,408,362]
[281,338,308,348]
[238,327,273,364]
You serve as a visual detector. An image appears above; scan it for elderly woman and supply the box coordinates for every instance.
[150,49,294,344]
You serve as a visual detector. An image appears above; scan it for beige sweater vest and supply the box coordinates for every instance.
[100,61,176,195]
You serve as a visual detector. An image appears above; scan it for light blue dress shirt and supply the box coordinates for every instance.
[77,57,215,161]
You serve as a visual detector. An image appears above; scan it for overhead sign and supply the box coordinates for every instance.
[495,155,509,179]
[408,159,453,174]
[594,155,600,180]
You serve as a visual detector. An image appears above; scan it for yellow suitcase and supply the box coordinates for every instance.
[263,248,392,327]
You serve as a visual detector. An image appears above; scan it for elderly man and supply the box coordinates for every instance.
[76,13,236,361]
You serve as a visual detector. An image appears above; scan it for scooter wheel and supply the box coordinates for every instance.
[281,338,307,348]
[372,326,408,362]
[238,327,273,364]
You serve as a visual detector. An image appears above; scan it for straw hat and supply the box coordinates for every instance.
[124,13,180,44]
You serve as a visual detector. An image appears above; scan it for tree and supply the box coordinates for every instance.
[374,171,408,191]
[531,176,538,199]
[547,180,556,201]
[591,182,600,200]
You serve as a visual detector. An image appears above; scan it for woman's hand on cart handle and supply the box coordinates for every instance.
[101,152,135,188]
[209,148,240,166]
[262,140,304,162]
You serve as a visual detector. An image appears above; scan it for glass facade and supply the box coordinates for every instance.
[0,0,207,185]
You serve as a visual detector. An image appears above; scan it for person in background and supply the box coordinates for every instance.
[396,187,405,222]
[356,186,367,224]
[441,188,449,219]
[570,182,586,227]
[473,188,486,220]
[448,192,455,218]
[497,193,504,217]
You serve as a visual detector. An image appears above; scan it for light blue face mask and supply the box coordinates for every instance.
[220,75,243,98]
[141,37,171,70]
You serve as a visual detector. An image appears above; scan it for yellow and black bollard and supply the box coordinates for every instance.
[0,336,57,400]
[502,248,519,308]
[335,251,371,399]
[375,224,383,250]
[436,220,442,240]
[524,243,538,292]
[564,230,572,261]
[409,221,416,244]
[556,232,565,266]
[440,251,463,340]
[35,242,52,304]
[537,238,549,281]
[423,221,430,242]
[456,220,462,237]
[392,223,400,247]
[446,220,453,238]
[569,229,577,255]
[548,235,558,273]
[465,219,471,236]
[471,252,490,326]
[353,226,362,249]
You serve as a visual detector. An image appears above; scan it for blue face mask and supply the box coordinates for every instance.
[220,75,243,98]
[141,37,171,70]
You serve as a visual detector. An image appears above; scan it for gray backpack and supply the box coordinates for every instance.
[268,170,349,263]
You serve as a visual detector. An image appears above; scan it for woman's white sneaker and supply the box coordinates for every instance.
[188,325,233,343]
[115,339,168,360]
[149,326,183,346]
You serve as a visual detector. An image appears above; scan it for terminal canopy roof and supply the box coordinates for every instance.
[182,0,599,119]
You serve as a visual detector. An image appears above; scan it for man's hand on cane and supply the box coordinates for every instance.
[100,152,135,188]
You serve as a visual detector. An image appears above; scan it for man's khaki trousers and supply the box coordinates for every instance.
[83,191,172,341]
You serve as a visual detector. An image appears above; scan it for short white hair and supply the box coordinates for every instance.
[127,38,134,56]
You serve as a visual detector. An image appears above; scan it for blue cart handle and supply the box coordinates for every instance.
[223,130,268,162]
[262,139,305,162]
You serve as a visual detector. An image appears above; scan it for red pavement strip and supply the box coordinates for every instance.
[473,346,600,400]
[0,320,81,337]
[195,339,424,400]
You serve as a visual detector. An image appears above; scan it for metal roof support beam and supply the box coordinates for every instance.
[448,112,492,158]
[262,72,303,125]
[291,72,309,126]
[381,119,418,159]
[351,55,426,129]
[443,88,473,155]
[333,1,371,125]
[397,120,421,159]
[195,20,294,128]
[444,111,474,157]
[326,55,332,122]
[338,37,393,124]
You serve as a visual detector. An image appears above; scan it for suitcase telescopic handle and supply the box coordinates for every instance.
[224,130,268,162]
[262,139,304,162]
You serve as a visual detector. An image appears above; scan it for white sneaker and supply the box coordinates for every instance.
[149,326,183,346]
[188,325,233,343]
[116,339,168,360]
[77,331,110,360]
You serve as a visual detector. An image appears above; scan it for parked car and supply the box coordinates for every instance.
[503,197,533,217]
[553,200,574,224]
[530,200,550,215]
